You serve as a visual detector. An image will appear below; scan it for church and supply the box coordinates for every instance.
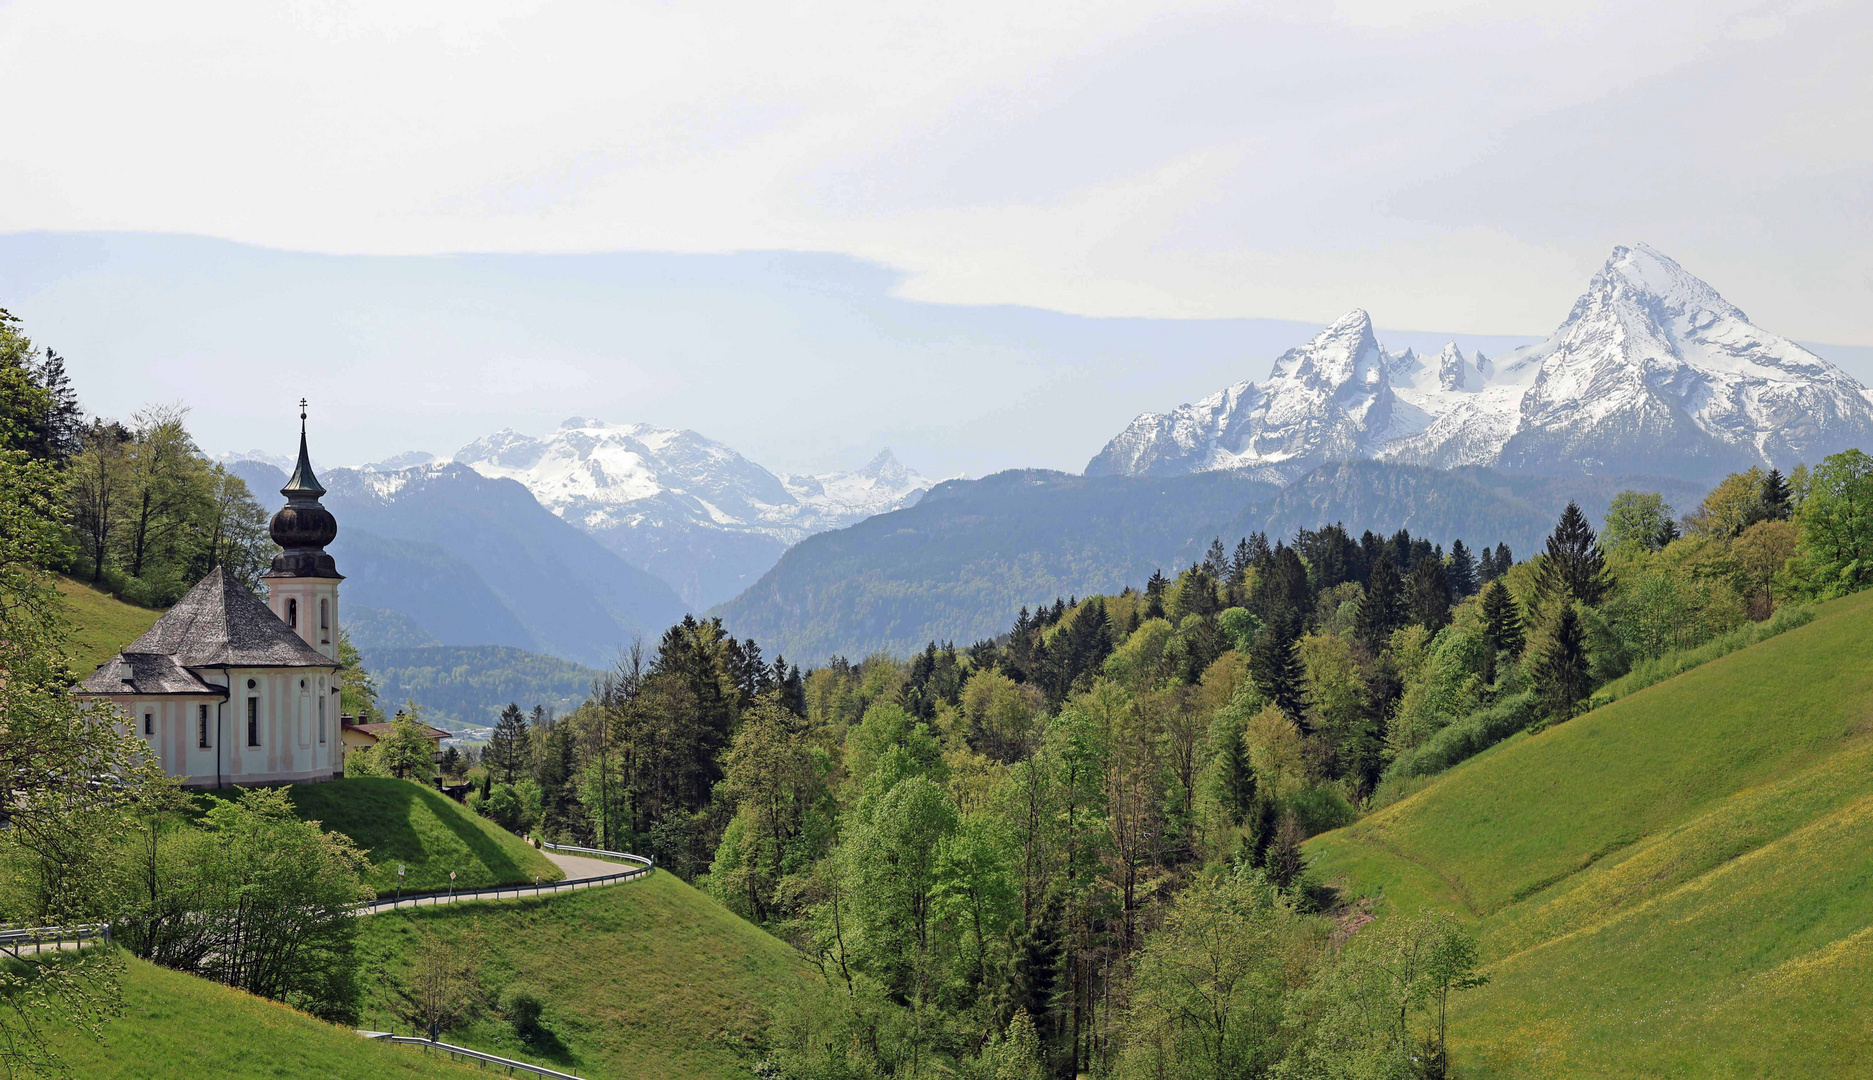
[80,410,347,787]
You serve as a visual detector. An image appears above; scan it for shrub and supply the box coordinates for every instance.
[500,985,544,1035]
[1284,785,1357,836]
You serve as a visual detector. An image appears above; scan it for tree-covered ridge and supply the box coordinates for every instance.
[450,441,1873,1078]
[361,645,601,732]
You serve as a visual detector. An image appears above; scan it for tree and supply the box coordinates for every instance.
[1479,580,1524,684]
[377,708,438,781]
[336,628,384,724]
[1603,491,1674,554]
[1248,613,1308,727]
[68,420,131,584]
[1789,449,1873,597]
[1212,720,1256,826]
[1685,467,1768,538]
[1446,539,1477,597]
[1354,553,1403,652]
[394,930,483,1042]
[1761,468,1793,521]
[1531,606,1591,721]
[121,404,213,581]
[487,703,532,784]
[1535,502,1610,607]
[1406,556,1451,631]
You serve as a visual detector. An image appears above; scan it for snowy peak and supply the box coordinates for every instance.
[1091,244,1873,482]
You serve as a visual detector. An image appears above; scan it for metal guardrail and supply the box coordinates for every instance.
[355,845,652,914]
[0,923,111,958]
[359,1032,582,1078]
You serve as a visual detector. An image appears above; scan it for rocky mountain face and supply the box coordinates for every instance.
[448,420,934,608]
[1089,244,1873,483]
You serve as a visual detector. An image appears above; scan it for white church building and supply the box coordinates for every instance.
[81,411,346,786]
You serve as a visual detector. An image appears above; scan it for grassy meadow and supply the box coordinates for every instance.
[1307,587,1873,1076]
[46,955,478,1079]
[356,871,818,1080]
[55,575,163,673]
[202,777,563,894]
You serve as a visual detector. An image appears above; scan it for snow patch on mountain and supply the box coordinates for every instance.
[1088,244,1873,482]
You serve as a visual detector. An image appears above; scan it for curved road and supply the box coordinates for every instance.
[357,850,648,915]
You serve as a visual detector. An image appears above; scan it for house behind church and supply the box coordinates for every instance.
[80,415,349,787]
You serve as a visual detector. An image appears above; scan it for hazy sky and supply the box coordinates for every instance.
[0,2,1868,476]
[2,0,1866,339]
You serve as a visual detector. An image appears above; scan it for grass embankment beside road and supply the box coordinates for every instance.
[46,954,478,1079]
[357,871,818,1080]
[55,575,163,672]
[201,778,563,894]
[1307,587,1873,1077]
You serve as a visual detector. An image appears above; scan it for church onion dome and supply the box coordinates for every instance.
[265,405,343,579]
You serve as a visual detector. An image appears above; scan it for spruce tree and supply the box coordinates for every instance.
[1535,502,1610,607]
[1215,722,1257,826]
[1761,468,1792,521]
[1355,552,1403,652]
[1655,517,1682,548]
[1204,537,1231,582]
[1479,580,1524,684]
[487,702,531,784]
[1407,556,1452,631]
[1447,538,1477,597]
[1249,610,1309,728]
[1476,544,1498,585]
[1143,572,1168,620]
[1494,542,1513,573]
[1532,605,1592,721]
[1231,538,1254,585]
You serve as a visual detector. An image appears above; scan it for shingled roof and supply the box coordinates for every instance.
[80,567,336,695]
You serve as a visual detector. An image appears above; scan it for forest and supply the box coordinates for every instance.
[446,431,1872,1077]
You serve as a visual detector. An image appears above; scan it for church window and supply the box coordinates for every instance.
[287,598,298,629]
[247,698,260,747]
[198,704,211,748]
[318,694,327,744]
[144,710,154,736]
[320,598,330,643]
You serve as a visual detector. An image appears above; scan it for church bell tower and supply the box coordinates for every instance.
[263,400,343,660]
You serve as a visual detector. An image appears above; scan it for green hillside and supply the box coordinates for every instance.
[48,955,476,1078]
[363,644,601,732]
[204,778,562,894]
[1307,587,1873,1077]
[55,575,163,673]
[357,872,818,1080]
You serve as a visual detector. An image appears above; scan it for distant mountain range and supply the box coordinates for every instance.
[447,419,933,608]
[1089,245,1873,483]
[229,459,686,668]
[714,462,1710,663]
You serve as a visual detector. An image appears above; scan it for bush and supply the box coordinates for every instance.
[1284,785,1357,836]
[1588,604,1814,709]
[1379,692,1538,791]
[500,985,544,1035]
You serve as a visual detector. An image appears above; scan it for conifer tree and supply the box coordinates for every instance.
[487,702,531,784]
[1249,610,1309,727]
[1535,502,1610,607]
[1761,468,1792,521]
[1447,538,1477,597]
[1532,605,1592,721]
[1204,537,1230,582]
[1355,552,1403,652]
[1479,580,1524,684]
[1143,573,1168,620]
[1655,517,1682,548]
[1214,722,1256,826]
[1407,556,1452,631]
[1494,542,1513,573]
[1231,537,1254,584]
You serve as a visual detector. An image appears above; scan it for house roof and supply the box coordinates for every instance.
[79,567,336,695]
[80,652,224,696]
[347,722,451,742]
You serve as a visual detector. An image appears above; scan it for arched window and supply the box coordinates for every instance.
[247,698,260,747]
[144,710,154,736]
[198,704,211,748]
[320,598,330,643]
[287,597,298,629]
[318,692,327,744]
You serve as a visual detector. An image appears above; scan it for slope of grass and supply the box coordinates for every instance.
[48,954,477,1078]
[356,872,818,1080]
[1307,588,1873,1076]
[55,575,163,673]
[204,778,562,893]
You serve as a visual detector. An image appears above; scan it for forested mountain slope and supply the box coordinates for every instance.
[713,468,1279,660]
[361,645,601,732]
[1306,587,1873,1076]
[718,461,1704,662]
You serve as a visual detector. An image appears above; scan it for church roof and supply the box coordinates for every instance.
[80,652,223,696]
[80,567,336,695]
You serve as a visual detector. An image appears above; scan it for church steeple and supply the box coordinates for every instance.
[265,400,341,580]
[281,399,327,501]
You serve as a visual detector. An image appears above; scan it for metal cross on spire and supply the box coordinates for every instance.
[299,398,308,434]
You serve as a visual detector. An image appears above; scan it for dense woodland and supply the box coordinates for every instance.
[8,306,1873,1078]
[452,433,1872,1076]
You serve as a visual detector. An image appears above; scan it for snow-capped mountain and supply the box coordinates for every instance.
[440,419,934,608]
[1088,244,1873,482]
